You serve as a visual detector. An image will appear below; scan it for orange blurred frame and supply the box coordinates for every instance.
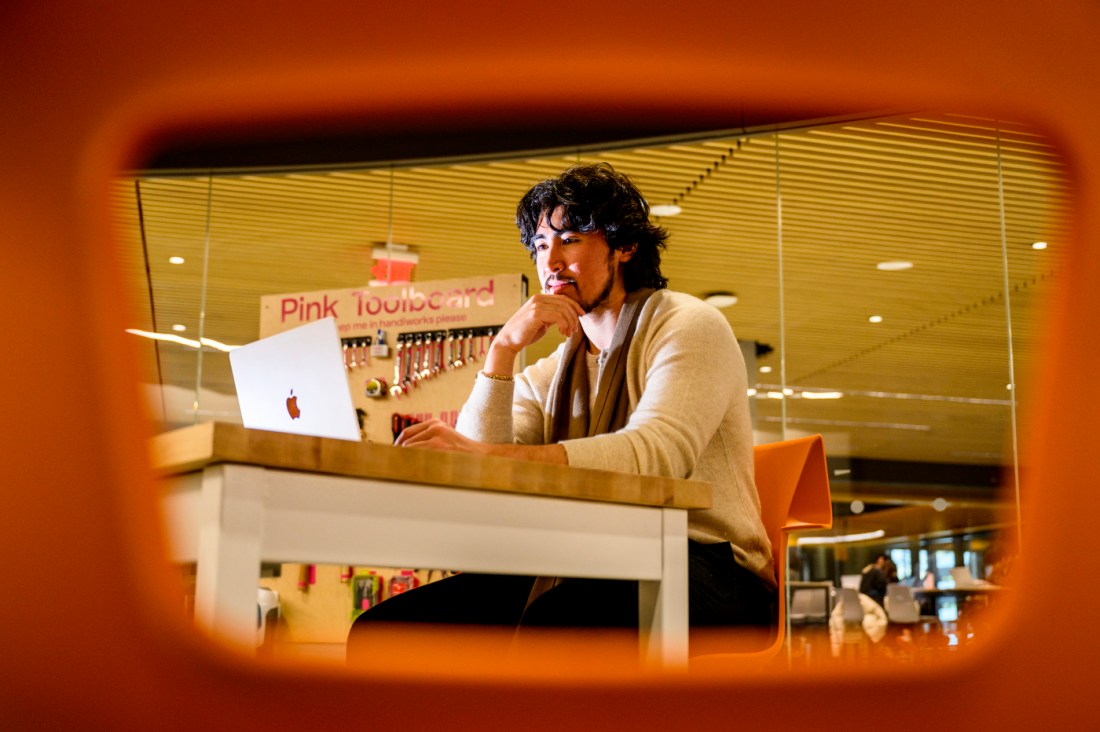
[1,1,1097,727]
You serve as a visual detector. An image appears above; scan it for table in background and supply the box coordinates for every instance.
[152,422,712,666]
[911,584,1007,614]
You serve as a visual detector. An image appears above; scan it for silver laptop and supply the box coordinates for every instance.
[229,317,361,441]
[949,566,990,588]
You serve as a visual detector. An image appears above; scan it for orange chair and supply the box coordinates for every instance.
[693,434,832,668]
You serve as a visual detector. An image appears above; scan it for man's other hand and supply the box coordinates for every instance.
[394,419,486,453]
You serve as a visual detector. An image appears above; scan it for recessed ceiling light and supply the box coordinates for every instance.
[876,260,913,271]
[650,204,683,217]
[759,366,773,374]
[1032,241,1048,250]
[168,256,185,265]
[702,291,738,308]
[171,324,187,332]
[868,315,883,323]
[932,497,948,512]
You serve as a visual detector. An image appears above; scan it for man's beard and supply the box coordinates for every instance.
[545,255,618,314]
[580,264,616,314]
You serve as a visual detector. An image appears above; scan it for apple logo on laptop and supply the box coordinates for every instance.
[286,389,301,420]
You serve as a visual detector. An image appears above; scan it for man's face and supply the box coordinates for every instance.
[533,207,631,314]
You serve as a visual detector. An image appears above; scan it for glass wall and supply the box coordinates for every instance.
[117,112,1068,664]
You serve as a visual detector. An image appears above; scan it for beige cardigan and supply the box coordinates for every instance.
[456,289,775,587]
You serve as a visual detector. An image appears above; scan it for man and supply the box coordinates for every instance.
[860,554,888,607]
[348,163,775,655]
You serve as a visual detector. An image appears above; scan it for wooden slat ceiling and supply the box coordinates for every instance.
[111,112,1069,469]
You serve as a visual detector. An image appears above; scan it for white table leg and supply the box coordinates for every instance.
[192,464,266,649]
[638,508,688,668]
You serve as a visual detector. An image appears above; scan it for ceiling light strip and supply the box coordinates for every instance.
[125,329,239,352]
[756,416,931,431]
[797,530,886,546]
[755,384,1011,406]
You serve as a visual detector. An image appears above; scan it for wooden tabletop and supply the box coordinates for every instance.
[149,422,712,510]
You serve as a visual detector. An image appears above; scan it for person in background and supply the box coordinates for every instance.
[348,163,775,660]
[859,553,888,607]
[883,556,899,585]
[986,545,1014,586]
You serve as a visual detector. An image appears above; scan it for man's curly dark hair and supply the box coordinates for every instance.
[516,163,669,291]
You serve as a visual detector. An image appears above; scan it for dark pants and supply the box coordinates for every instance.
[347,540,776,662]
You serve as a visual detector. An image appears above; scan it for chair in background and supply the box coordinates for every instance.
[884,584,921,624]
[692,434,832,669]
[837,587,866,641]
[838,588,864,623]
[829,587,891,658]
[883,583,942,660]
[840,574,862,590]
[789,587,832,624]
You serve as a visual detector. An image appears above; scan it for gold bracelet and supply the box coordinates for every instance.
[481,371,514,382]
